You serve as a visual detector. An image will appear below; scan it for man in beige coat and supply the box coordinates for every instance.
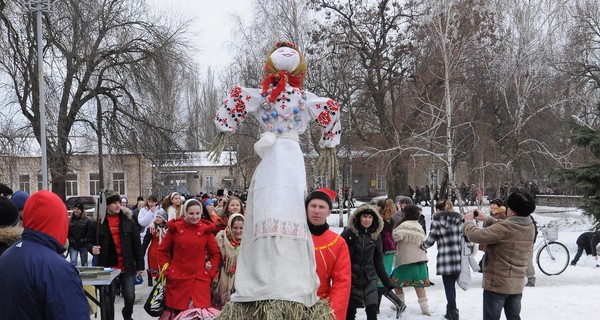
[462,190,536,320]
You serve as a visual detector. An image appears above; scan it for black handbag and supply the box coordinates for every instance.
[144,264,168,317]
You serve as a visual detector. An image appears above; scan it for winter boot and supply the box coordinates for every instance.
[383,290,406,319]
[390,292,405,310]
[418,298,431,316]
[444,308,459,320]
[147,270,153,287]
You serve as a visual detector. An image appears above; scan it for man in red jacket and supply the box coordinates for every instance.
[306,188,351,320]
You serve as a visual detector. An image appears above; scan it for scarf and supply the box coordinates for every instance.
[151,222,168,244]
[226,228,241,248]
[308,221,329,236]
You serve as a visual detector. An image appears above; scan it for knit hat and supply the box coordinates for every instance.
[156,209,168,222]
[22,190,69,245]
[0,197,19,227]
[305,188,336,209]
[73,203,85,212]
[11,191,29,211]
[105,190,121,205]
[121,197,128,204]
[204,199,215,206]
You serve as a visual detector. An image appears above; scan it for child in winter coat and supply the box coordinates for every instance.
[142,210,168,285]
[212,213,244,308]
[391,204,432,315]
[341,205,406,319]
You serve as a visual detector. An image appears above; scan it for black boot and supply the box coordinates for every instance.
[383,289,406,319]
[147,270,153,287]
[376,290,383,314]
[445,308,459,320]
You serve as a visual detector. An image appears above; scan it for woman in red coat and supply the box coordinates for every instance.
[157,199,221,319]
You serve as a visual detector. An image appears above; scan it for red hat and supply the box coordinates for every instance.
[22,190,68,245]
[305,188,336,209]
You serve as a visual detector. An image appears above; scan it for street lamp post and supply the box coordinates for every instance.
[24,0,55,190]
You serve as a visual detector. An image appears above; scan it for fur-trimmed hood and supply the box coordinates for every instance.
[348,205,384,239]
[0,226,23,248]
[121,206,133,219]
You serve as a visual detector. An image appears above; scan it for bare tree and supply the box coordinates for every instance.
[399,0,499,209]
[309,0,416,198]
[0,0,193,198]
[479,0,574,185]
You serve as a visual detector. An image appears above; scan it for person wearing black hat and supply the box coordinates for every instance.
[86,189,144,320]
[68,202,91,266]
[463,190,536,320]
[0,197,22,256]
[305,188,351,320]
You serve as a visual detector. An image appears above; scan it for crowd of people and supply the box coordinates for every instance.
[1,180,599,320]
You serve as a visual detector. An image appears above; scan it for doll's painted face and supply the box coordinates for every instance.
[270,46,300,72]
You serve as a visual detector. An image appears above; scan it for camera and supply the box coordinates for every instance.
[473,209,479,218]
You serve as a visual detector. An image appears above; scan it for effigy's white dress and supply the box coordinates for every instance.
[213,85,341,306]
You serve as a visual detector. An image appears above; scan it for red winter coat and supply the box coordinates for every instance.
[158,219,221,311]
[313,229,351,320]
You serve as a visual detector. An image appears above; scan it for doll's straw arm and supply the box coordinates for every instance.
[207,132,227,163]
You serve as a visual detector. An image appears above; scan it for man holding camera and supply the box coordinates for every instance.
[462,190,536,320]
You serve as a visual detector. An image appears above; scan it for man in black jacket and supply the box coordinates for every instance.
[571,231,600,266]
[86,190,144,320]
[68,203,91,266]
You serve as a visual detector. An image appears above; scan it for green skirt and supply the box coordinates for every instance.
[377,253,395,288]
[390,262,431,288]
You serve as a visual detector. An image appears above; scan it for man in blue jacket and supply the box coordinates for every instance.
[0,190,89,319]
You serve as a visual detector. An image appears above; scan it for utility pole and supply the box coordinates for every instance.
[25,0,56,190]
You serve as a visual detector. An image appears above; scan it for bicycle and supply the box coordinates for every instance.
[535,225,570,276]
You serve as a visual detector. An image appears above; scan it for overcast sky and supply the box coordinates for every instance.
[149,0,251,74]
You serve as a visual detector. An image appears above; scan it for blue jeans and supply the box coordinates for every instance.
[69,246,89,266]
[483,290,522,320]
[115,273,136,320]
[442,274,459,311]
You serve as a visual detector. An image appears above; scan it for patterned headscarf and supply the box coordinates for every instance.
[225,213,244,248]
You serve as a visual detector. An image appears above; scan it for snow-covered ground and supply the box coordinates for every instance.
[121,204,599,320]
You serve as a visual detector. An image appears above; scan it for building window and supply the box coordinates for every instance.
[37,174,43,191]
[113,172,125,195]
[376,173,386,190]
[65,173,78,197]
[205,176,214,188]
[89,173,100,196]
[19,174,30,194]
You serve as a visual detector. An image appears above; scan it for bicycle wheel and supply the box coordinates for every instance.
[536,241,570,276]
